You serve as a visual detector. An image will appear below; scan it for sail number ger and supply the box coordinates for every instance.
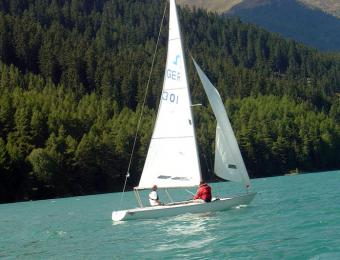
[167,69,181,81]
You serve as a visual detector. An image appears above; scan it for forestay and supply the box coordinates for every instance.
[137,0,201,189]
[192,58,251,189]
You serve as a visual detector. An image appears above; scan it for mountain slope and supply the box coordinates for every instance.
[300,0,340,18]
[0,0,340,202]
[177,0,242,14]
[178,0,340,51]
[178,0,340,18]
[227,0,340,51]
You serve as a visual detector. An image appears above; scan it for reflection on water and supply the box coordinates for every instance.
[163,213,217,236]
[111,220,126,226]
[234,204,248,209]
[141,213,219,252]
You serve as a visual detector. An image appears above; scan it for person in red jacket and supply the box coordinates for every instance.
[194,181,212,202]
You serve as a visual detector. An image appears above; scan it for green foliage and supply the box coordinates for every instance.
[28,148,54,182]
[224,96,340,177]
[0,0,339,202]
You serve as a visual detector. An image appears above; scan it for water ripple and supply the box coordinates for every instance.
[0,171,339,259]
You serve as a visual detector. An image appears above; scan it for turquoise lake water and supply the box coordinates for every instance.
[0,170,339,259]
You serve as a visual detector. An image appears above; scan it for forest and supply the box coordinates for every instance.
[0,0,339,203]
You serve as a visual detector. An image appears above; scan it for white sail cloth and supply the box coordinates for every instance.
[192,58,251,189]
[137,0,201,189]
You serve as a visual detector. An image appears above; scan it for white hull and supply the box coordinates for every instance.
[112,192,256,221]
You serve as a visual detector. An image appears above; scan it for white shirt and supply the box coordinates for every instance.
[149,191,159,206]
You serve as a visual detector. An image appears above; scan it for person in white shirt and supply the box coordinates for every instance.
[149,185,162,206]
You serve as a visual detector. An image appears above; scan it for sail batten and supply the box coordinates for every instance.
[192,58,251,189]
[152,136,194,139]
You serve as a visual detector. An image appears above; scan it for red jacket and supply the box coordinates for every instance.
[194,183,212,202]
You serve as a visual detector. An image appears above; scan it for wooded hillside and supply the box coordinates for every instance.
[0,0,339,203]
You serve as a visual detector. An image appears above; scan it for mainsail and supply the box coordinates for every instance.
[192,58,251,189]
[138,0,201,189]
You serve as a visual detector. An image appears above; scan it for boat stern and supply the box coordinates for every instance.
[112,210,128,221]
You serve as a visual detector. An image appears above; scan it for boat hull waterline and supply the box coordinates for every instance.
[112,192,256,221]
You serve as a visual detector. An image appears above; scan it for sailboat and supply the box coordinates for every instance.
[112,0,256,221]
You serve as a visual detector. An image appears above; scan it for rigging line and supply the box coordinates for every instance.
[119,2,168,208]
[185,189,195,196]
